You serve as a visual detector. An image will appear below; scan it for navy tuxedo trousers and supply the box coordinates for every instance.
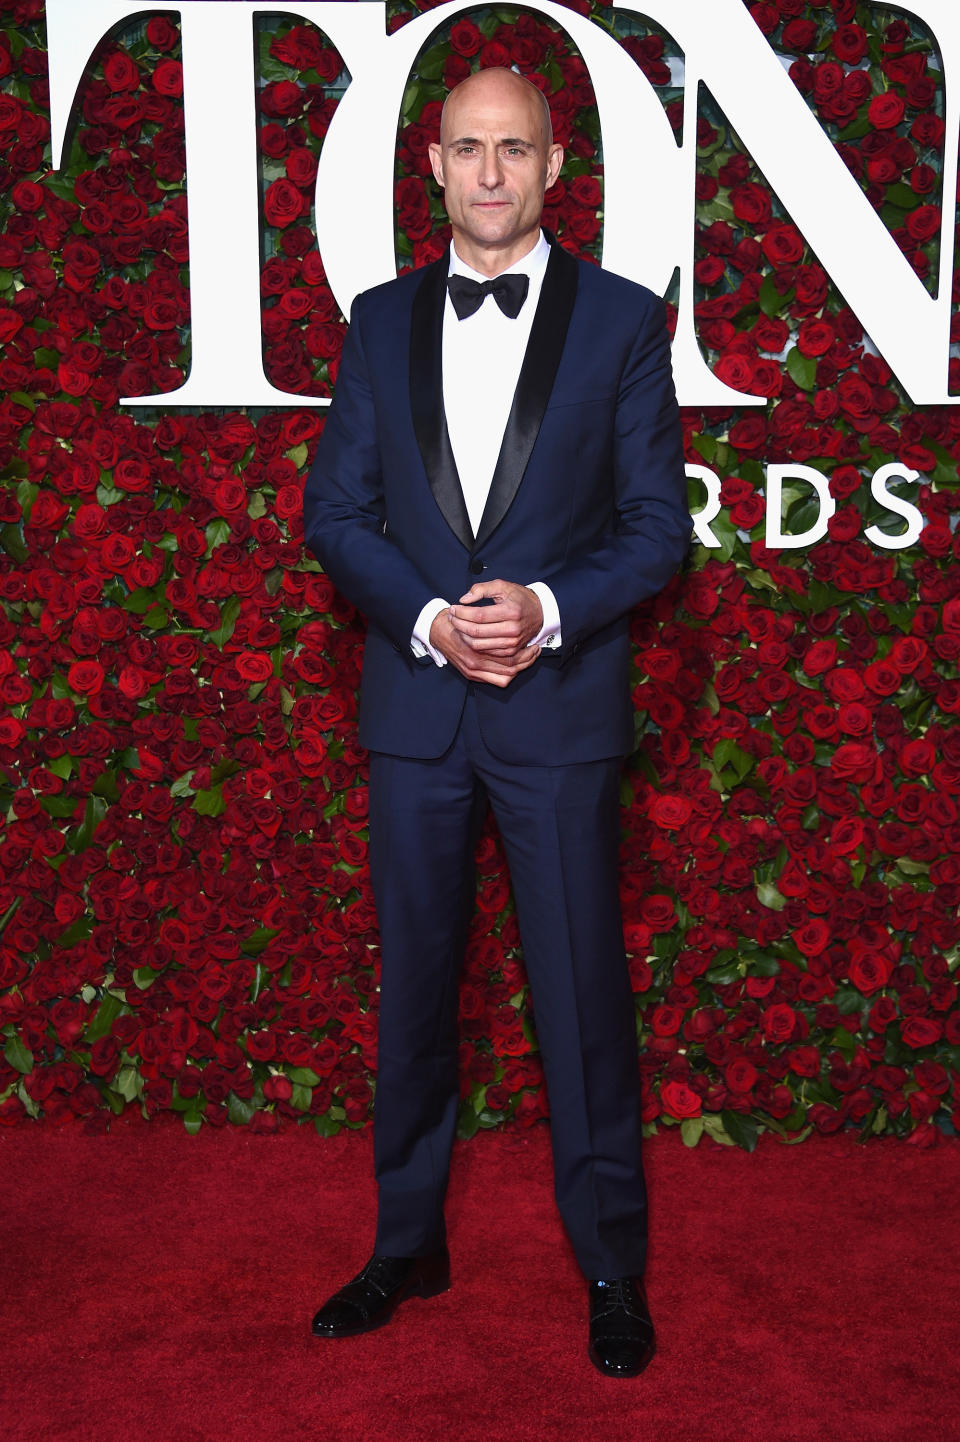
[369,693,648,1280]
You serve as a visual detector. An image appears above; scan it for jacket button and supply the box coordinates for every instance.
[469,558,484,575]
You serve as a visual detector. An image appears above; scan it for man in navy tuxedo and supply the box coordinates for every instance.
[303,67,691,1377]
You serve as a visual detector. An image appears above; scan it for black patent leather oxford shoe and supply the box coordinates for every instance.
[311,1248,450,1337]
[587,1278,656,1377]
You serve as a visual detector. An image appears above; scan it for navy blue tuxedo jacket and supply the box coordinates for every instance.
[302,238,692,765]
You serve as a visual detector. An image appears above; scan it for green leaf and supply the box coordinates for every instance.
[132,967,158,990]
[720,1109,759,1152]
[680,1115,704,1148]
[207,594,241,648]
[247,491,267,520]
[115,1065,142,1102]
[286,441,309,470]
[286,1067,321,1086]
[204,518,231,555]
[701,1113,736,1146]
[10,390,36,413]
[4,1036,34,1074]
[758,274,794,317]
[227,1092,255,1125]
[701,509,739,563]
[313,1114,341,1137]
[240,926,279,956]
[123,587,161,615]
[456,1101,481,1139]
[193,784,226,817]
[42,794,80,818]
[746,953,781,978]
[290,1083,313,1112]
[69,794,108,854]
[44,172,79,202]
[786,347,817,392]
[101,1086,125,1116]
[260,54,297,84]
[0,896,22,939]
[705,962,741,986]
[885,181,921,210]
[85,992,127,1042]
[1,523,29,563]
[170,771,196,798]
[756,881,787,912]
[713,738,754,781]
[183,1113,203,1135]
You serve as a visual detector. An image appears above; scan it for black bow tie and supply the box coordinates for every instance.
[447,272,530,320]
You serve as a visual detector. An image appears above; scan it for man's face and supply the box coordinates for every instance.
[428,70,564,272]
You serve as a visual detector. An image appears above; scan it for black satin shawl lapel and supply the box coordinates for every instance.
[473,241,579,552]
[409,257,474,552]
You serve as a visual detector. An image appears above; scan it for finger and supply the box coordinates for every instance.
[457,580,511,605]
[460,636,531,655]
[449,602,517,626]
[449,614,522,640]
[450,645,519,676]
[471,646,539,674]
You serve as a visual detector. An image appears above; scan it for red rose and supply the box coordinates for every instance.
[68,660,105,696]
[848,951,894,996]
[863,659,902,696]
[795,918,830,957]
[833,24,867,64]
[650,795,692,830]
[762,1004,797,1044]
[568,175,602,210]
[724,1058,758,1094]
[650,1005,684,1036]
[147,17,179,49]
[906,205,940,242]
[235,653,273,683]
[450,19,483,56]
[660,1080,702,1120]
[103,49,139,92]
[831,742,879,784]
[152,59,183,98]
[783,19,817,51]
[731,181,774,229]
[641,894,677,933]
[901,1018,942,1048]
[868,93,906,129]
[480,41,511,68]
[264,178,306,229]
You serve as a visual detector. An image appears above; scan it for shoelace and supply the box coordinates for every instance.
[356,1256,401,1297]
[593,1280,645,1319]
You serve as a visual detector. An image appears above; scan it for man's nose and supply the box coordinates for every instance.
[478,146,504,189]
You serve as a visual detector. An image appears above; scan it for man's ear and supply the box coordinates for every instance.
[428,141,444,188]
[545,143,564,191]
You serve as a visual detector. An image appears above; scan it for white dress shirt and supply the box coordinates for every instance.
[411,232,562,666]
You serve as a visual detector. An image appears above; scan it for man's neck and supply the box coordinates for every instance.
[450,228,544,279]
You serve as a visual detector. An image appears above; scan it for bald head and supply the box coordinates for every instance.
[440,67,554,149]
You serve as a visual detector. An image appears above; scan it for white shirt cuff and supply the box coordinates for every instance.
[527,582,562,650]
[411,597,450,667]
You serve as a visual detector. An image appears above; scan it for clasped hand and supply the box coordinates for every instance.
[429,579,543,688]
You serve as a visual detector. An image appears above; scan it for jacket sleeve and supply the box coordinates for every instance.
[301,294,438,652]
[544,294,692,652]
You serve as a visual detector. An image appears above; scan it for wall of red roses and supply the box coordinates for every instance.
[1,0,958,1148]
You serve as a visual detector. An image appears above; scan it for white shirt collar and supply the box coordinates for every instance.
[447,230,551,284]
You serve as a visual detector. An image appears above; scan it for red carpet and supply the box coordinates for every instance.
[2,1123,958,1442]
